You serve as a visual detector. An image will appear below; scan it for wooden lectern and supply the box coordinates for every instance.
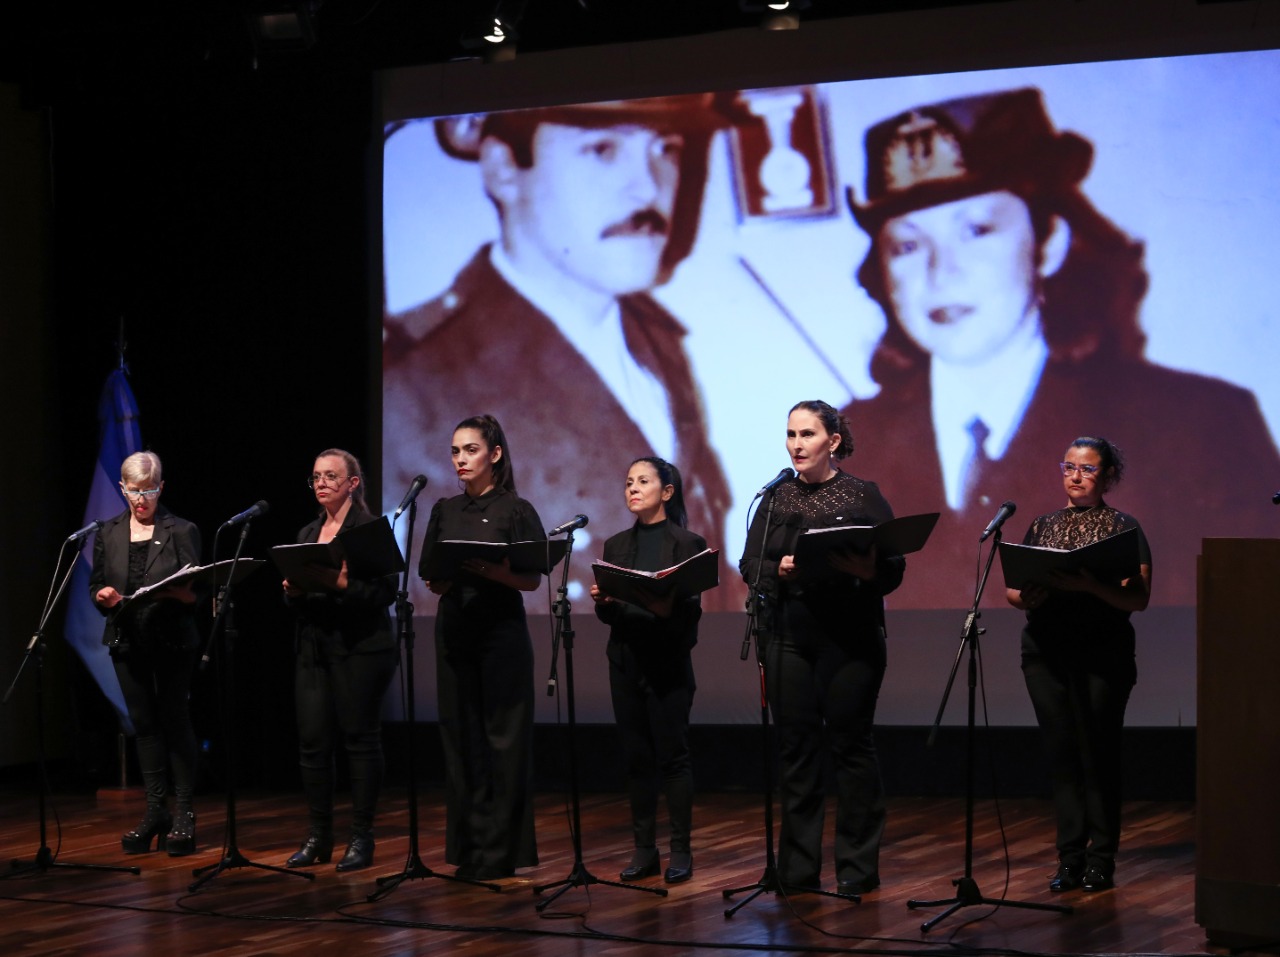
[1196,537,1280,947]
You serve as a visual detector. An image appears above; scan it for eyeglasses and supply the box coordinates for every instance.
[1059,462,1100,478]
[307,471,348,489]
[120,486,161,500]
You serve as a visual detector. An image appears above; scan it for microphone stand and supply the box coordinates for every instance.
[371,498,501,900]
[190,520,308,892]
[724,488,855,916]
[5,540,140,878]
[534,527,668,909]
[906,528,1072,931]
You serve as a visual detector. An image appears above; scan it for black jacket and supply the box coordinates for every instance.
[89,505,202,651]
[286,506,397,657]
[595,520,706,668]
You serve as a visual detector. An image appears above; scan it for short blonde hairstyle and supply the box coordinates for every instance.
[120,451,162,487]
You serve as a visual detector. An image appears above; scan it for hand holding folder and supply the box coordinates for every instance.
[591,548,719,610]
[271,516,405,592]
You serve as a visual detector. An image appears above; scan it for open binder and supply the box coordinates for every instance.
[998,527,1141,591]
[591,548,720,606]
[793,512,940,564]
[419,538,568,581]
[270,516,405,591]
[111,558,266,623]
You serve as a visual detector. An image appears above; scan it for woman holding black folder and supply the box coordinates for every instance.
[1006,436,1151,894]
[739,400,905,896]
[90,451,203,857]
[590,457,705,884]
[419,414,545,880]
[282,448,397,872]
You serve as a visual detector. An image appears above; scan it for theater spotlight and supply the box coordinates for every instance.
[462,0,527,59]
[739,0,812,31]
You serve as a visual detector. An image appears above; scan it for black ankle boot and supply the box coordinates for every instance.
[286,834,334,868]
[122,804,172,854]
[335,832,374,872]
[166,806,197,857]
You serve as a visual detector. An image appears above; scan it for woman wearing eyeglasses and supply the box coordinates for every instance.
[282,448,397,872]
[90,451,203,857]
[1006,436,1151,894]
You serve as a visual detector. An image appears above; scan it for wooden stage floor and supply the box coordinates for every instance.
[0,787,1226,956]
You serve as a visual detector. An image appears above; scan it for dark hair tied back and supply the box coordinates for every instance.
[789,400,855,460]
[1070,435,1124,487]
[454,414,518,493]
[630,456,688,528]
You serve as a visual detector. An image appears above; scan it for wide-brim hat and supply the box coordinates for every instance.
[847,87,1093,234]
[436,92,732,160]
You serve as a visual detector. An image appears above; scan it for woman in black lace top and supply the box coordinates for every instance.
[1006,435,1151,894]
[739,400,905,896]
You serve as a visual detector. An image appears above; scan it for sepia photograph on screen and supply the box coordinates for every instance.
[379,40,1280,727]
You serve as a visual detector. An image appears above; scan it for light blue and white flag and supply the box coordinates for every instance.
[63,368,140,734]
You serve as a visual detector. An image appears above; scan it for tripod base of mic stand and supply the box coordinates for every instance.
[723,865,859,918]
[534,859,668,911]
[368,849,502,901]
[10,844,140,877]
[908,875,1072,932]
[188,845,315,893]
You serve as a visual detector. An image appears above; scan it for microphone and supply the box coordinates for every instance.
[756,468,795,497]
[221,500,269,529]
[66,520,103,544]
[978,500,1017,542]
[393,474,429,520]
[548,514,588,537]
[1272,491,1280,505]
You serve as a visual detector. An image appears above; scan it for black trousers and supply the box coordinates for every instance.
[113,639,199,806]
[608,643,695,854]
[435,612,538,873]
[766,597,886,888]
[1022,650,1135,874]
[294,639,398,836]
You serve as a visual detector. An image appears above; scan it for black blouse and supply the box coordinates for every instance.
[419,487,546,617]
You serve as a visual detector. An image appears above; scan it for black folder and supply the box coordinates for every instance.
[793,512,940,564]
[419,538,568,581]
[591,548,720,606]
[998,527,1141,591]
[270,516,405,591]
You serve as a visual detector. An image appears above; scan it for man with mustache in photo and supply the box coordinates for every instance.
[384,96,738,610]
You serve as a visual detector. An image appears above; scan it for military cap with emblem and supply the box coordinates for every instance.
[847,88,1094,234]
[435,92,734,160]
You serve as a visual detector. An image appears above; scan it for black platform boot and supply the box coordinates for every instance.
[122,738,171,854]
[122,802,172,854]
[166,794,197,857]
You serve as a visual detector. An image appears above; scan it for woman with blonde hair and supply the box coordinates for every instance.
[90,451,203,856]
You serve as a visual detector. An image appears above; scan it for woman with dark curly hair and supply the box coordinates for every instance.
[843,87,1279,607]
[739,400,905,896]
[419,414,546,881]
[1007,436,1151,894]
